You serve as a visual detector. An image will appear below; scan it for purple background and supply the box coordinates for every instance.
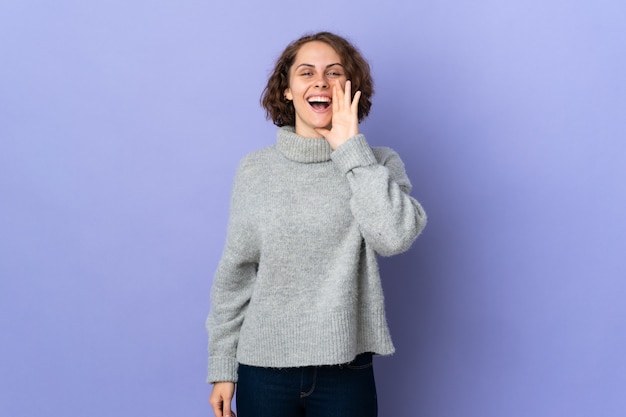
[1,0,625,416]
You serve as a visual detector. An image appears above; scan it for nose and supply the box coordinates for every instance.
[314,73,329,89]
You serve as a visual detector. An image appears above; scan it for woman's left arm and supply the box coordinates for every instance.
[331,136,427,256]
[317,79,426,255]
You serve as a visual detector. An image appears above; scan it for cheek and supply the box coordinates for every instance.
[287,82,305,99]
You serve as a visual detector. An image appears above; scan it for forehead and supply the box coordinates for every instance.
[293,41,342,65]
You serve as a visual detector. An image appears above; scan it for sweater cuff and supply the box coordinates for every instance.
[207,356,239,384]
[331,134,377,174]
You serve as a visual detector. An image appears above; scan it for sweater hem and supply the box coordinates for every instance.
[235,307,395,369]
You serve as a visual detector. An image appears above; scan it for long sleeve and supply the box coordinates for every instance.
[331,134,427,256]
[206,160,259,383]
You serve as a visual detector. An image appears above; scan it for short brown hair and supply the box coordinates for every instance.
[261,32,374,127]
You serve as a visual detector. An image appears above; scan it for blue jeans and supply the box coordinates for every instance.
[236,353,377,417]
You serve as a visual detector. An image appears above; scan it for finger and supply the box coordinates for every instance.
[351,90,362,114]
[332,81,341,112]
[209,399,223,417]
[224,402,233,417]
[344,80,352,107]
[209,395,230,417]
[334,78,345,94]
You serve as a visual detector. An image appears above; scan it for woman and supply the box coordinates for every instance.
[207,31,427,417]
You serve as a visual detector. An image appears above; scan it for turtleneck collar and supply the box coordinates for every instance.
[276,126,332,163]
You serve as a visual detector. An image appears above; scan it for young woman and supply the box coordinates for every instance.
[207,31,427,417]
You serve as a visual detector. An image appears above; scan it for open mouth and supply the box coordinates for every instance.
[307,96,331,110]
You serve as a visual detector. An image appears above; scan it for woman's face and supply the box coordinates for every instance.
[284,41,347,138]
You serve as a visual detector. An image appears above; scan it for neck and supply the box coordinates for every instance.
[276,126,333,163]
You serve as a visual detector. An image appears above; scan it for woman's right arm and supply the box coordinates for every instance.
[206,158,259,383]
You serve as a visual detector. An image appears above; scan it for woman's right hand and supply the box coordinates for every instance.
[209,382,236,417]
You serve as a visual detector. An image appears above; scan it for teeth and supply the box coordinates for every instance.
[307,96,331,103]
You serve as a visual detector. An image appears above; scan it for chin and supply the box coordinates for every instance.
[312,118,332,129]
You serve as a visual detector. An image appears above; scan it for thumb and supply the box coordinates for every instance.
[223,403,235,417]
[314,127,330,138]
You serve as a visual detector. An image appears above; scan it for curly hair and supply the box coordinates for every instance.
[261,32,374,127]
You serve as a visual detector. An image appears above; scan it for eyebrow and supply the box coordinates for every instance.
[295,63,344,70]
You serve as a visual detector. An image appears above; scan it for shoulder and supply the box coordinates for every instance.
[371,146,404,167]
[228,146,278,203]
[240,144,278,164]
[236,145,280,175]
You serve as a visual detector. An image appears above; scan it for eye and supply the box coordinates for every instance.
[327,71,342,77]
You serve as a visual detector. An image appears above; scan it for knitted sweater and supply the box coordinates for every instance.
[206,126,427,383]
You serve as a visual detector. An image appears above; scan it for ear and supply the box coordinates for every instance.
[284,88,293,101]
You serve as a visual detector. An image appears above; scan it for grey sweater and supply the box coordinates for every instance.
[206,126,426,383]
